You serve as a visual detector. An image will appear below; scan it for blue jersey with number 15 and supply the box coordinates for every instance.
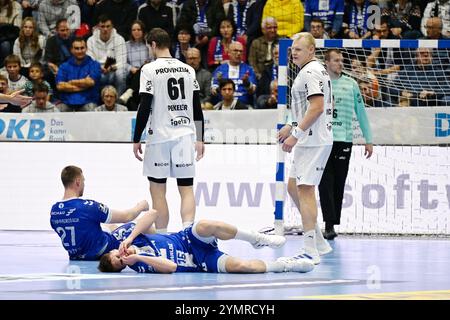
[50,198,120,260]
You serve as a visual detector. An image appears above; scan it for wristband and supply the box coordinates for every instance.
[291,126,306,140]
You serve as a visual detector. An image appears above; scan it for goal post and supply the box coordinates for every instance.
[274,38,450,236]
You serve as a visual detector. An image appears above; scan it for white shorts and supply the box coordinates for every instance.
[289,145,332,186]
[143,134,196,179]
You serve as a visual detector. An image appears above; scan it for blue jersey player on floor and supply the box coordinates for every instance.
[50,165,150,260]
[98,210,315,274]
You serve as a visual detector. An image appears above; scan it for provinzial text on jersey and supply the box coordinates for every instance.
[168,104,188,111]
[155,67,190,75]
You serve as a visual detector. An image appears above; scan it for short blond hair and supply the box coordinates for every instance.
[292,32,316,49]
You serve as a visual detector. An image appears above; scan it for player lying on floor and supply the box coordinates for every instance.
[98,210,315,274]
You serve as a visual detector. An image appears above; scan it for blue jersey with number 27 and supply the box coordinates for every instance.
[50,198,120,260]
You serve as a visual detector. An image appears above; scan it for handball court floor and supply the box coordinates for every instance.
[0,230,449,300]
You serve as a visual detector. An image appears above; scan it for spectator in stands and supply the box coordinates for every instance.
[248,16,278,79]
[94,85,128,111]
[342,0,376,39]
[421,0,450,38]
[358,77,383,108]
[350,57,379,98]
[0,73,23,112]
[22,83,60,112]
[165,0,182,28]
[0,0,22,67]
[262,0,304,38]
[13,17,45,75]
[19,0,39,19]
[384,0,422,39]
[137,0,174,36]
[309,18,330,39]
[257,43,277,97]
[172,24,194,63]
[422,16,450,65]
[177,0,226,67]
[423,16,449,40]
[256,78,277,109]
[245,0,266,52]
[87,15,127,95]
[186,47,213,110]
[44,18,73,77]
[207,18,247,70]
[367,17,402,106]
[56,37,101,111]
[0,0,22,27]
[211,41,256,106]
[4,54,28,92]
[398,47,450,107]
[93,0,138,40]
[126,20,151,81]
[77,0,97,27]
[23,62,53,99]
[304,0,344,38]
[226,0,254,40]
[37,0,80,37]
[214,78,249,109]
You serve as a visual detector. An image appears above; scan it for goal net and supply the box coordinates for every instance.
[274,38,450,236]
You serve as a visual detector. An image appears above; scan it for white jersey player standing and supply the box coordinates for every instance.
[277,32,333,264]
[133,28,205,233]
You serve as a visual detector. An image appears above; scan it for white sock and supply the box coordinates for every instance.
[303,229,316,251]
[234,229,257,244]
[315,223,328,244]
[264,261,285,273]
[156,228,168,234]
[182,221,194,228]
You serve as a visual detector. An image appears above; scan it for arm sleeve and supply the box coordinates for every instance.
[133,93,153,143]
[193,91,204,142]
[353,81,373,144]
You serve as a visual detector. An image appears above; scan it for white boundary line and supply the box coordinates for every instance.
[49,279,360,295]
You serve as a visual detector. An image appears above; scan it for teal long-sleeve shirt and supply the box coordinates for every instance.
[331,74,372,144]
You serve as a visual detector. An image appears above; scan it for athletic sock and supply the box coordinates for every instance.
[234,229,257,244]
[303,229,316,252]
[315,223,328,244]
[264,261,285,273]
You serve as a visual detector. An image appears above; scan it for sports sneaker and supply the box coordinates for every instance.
[278,257,315,273]
[252,232,286,249]
[281,248,321,265]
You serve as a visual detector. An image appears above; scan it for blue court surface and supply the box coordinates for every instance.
[0,230,449,301]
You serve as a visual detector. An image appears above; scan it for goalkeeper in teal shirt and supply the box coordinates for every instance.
[319,49,373,240]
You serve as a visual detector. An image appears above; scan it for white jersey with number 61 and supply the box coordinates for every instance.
[139,58,200,144]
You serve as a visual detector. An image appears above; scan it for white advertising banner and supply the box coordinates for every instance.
[0,142,448,234]
[1,108,449,144]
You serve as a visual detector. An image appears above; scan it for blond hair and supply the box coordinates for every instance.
[292,32,316,49]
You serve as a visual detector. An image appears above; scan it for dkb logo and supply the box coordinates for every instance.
[435,113,450,137]
[0,118,45,140]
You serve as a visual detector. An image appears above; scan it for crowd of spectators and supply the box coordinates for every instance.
[0,0,449,113]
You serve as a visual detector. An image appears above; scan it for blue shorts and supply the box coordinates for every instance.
[111,222,136,241]
[183,223,228,273]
